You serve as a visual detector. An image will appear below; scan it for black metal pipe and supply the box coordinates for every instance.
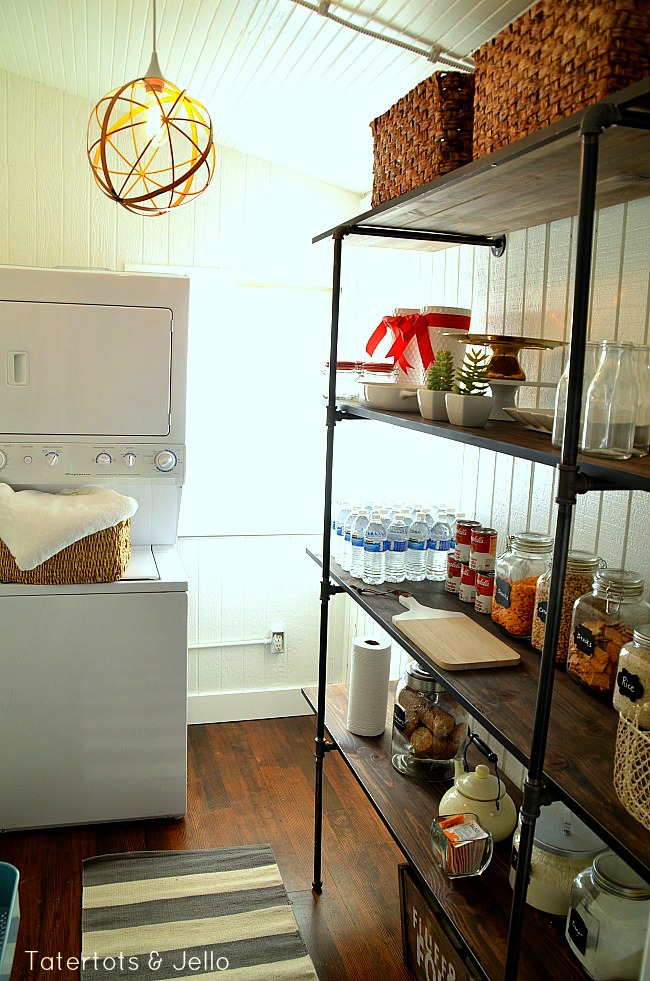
[504,129,602,980]
[312,230,344,894]
[348,224,506,252]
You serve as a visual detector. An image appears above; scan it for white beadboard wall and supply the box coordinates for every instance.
[0,68,361,722]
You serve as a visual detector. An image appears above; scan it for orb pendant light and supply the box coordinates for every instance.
[87,0,215,216]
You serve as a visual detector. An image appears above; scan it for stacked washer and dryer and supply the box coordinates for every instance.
[0,266,190,830]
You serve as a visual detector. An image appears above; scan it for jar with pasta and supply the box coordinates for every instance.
[531,551,604,663]
[613,624,650,728]
[567,570,650,702]
[492,533,554,638]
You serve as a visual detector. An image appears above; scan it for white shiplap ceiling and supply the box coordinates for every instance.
[0,0,533,191]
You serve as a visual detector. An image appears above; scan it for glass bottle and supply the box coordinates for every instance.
[632,344,650,457]
[552,342,600,450]
[391,661,467,782]
[565,850,650,980]
[581,342,638,460]
[531,550,605,663]
[613,623,650,728]
[491,532,554,638]
[567,570,650,701]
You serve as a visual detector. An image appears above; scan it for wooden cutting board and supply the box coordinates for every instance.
[395,615,520,671]
[392,594,465,623]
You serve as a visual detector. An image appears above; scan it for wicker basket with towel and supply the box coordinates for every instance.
[0,484,138,585]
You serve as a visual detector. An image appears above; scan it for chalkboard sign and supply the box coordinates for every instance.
[495,578,511,609]
[393,702,406,733]
[574,623,595,656]
[617,668,644,702]
[537,601,548,623]
[567,906,588,956]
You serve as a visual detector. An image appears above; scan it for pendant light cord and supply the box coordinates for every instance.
[146,0,163,80]
[288,0,474,71]
[152,0,157,57]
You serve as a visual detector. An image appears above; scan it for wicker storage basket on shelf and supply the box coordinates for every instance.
[473,0,650,159]
[614,713,650,832]
[0,519,132,585]
[370,72,474,208]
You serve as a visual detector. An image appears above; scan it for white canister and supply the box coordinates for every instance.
[509,801,605,916]
[421,305,471,380]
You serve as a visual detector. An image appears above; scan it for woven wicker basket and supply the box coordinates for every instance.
[614,712,650,832]
[0,519,132,585]
[473,0,650,159]
[370,72,474,208]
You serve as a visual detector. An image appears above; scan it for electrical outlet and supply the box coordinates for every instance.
[271,630,285,654]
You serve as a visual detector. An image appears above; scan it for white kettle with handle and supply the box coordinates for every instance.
[438,736,517,843]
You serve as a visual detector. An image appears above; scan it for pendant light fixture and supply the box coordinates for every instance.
[87,0,215,216]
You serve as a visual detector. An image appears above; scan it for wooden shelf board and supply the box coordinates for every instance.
[336,400,650,492]
[313,78,650,252]
[308,550,650,883]
[303,682,586,981]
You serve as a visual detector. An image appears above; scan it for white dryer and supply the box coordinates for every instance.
[0,266,190,830]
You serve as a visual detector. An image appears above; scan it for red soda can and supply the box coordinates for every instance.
[445,551,462,593]
[456,520,481,563]
[459,564,476,603]
[475,571,496,614]
[470,527,498,571]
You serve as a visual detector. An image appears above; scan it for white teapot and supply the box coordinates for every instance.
[439,762,517,843]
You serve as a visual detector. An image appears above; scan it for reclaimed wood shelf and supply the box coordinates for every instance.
[302,683,586,981]
[314,78,650,251]
[307,549,650,884]
[335,400,650,492]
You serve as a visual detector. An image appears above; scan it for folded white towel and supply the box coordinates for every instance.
[0,484,138,570]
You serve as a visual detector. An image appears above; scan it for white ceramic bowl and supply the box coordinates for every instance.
[359,381,420,412]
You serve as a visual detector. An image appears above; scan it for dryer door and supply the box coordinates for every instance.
[1,301,172,436]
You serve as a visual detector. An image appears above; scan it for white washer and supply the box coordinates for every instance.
[0,267,190,830]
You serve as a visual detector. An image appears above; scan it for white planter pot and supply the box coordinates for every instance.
[445,393,493,428]
[417,388,449,421]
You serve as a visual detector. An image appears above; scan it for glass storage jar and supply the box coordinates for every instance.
[565,850,650,980]
[552,342,600,450]
[567,570,650,701]
[613,624,650,729]
[581,342,638,460]
[531,550,605,663]
[491,532,554,638]
[358,361,396,384]
[632,344,650,456]
[391,661,467,782]
[509,800,605,916]
[322,361,360,400]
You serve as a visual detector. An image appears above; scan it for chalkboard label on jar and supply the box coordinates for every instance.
[495,578,511,609]
[393,702,406,733]
[574,623,595,656]
[537,601,548,623]
[617,668,644,702]
[567,906,589,956]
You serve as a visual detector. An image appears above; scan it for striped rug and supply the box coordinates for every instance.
[81,845,318,981]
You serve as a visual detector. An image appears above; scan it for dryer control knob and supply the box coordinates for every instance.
[155,450,177,472]
[123,452,137,468]
[0,450,6,470]
[96,452,112,466]
[45,452,59,467]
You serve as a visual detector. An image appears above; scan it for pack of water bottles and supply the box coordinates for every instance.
[331,501,458,586]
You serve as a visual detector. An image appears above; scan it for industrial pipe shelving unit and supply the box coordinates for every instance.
[308,77,650,980]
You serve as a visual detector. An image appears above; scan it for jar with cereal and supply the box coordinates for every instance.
[492,533,554,638]
[531,551,605,663]
[567,570,650,702]
[613,624,650,728]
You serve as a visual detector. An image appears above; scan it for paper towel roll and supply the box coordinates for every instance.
[346,636,392,737]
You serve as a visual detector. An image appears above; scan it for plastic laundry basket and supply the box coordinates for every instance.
[0,863,19,981]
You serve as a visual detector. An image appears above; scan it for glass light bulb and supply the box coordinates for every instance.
[144,90,165,148]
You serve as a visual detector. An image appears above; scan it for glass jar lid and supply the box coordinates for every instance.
[593,851,650,900]
[324,360,360,371]
[566,550,603,574]
[404,661,444,694]
[632,624,650,646]
[360,362,395,373]
[511,532,554,555]
[594,568,644,600]
[531,801,605,859]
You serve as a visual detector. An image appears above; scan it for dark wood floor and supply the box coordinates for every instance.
[1,716,412,981]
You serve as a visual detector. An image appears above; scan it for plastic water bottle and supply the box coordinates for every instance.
[405,511,429,581]
[385,513,408,583]
[350,509,370,579]
[333,503,350,563]
[426,509,453,581]
[340,507,360,571]
[362,512,387,585]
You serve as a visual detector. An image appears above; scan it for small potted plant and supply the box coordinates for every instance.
[418,350,454,421]
[445,347,493,427]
